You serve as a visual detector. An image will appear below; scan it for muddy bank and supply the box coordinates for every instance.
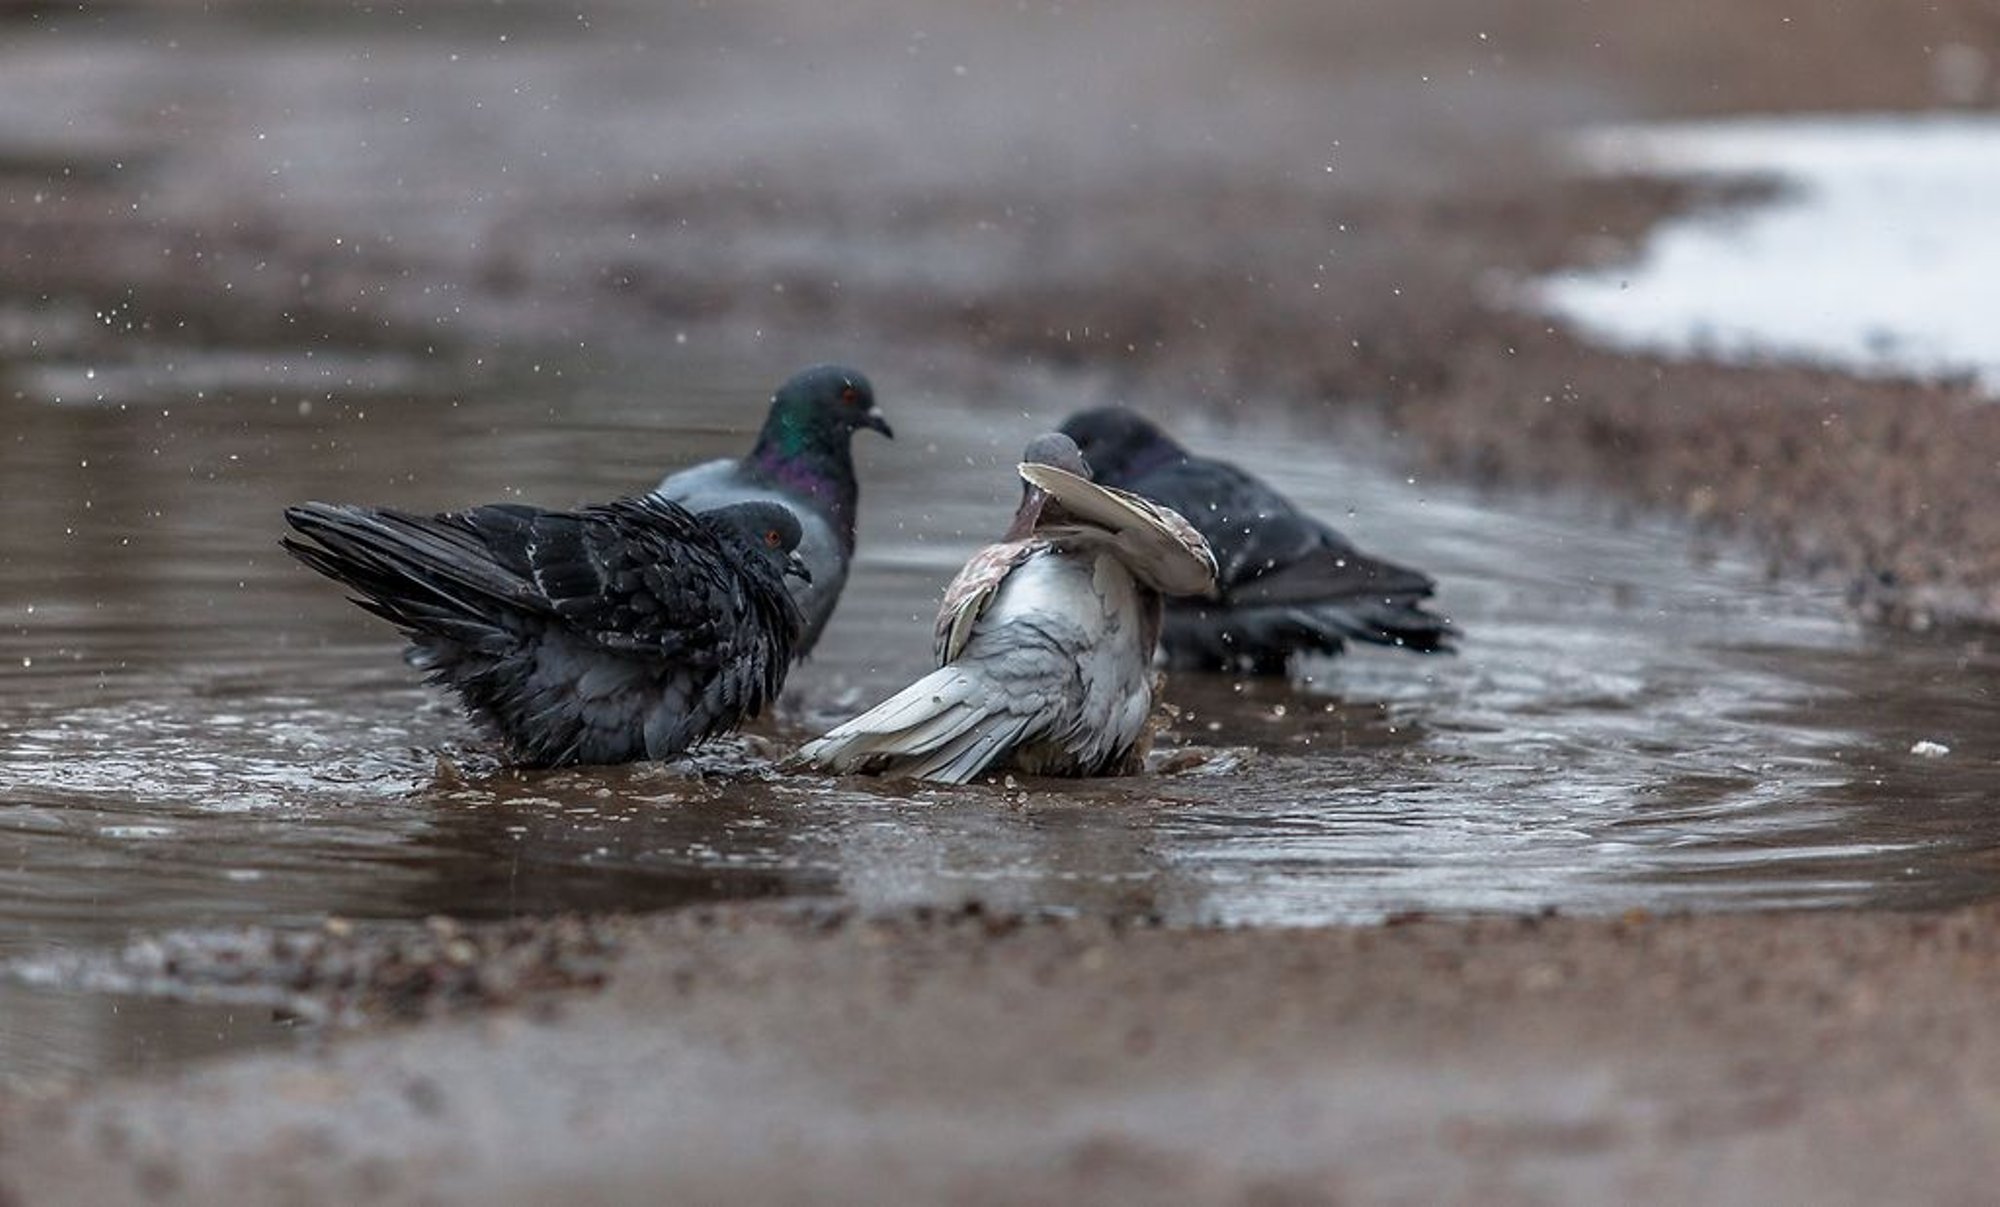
[9,901,2000,1206]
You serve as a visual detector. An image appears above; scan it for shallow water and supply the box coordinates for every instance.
[1535,114,2000,393]
[6,333,2000,1084]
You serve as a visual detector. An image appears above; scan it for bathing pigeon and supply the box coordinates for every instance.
[283,495,807,768]
[1060,406,1452,674]
[656,364,890,656]
[794,432,1216,784]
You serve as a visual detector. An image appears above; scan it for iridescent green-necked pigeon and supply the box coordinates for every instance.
[656,364,890,657]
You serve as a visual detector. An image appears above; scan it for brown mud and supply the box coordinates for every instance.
[10,901,2000,1206]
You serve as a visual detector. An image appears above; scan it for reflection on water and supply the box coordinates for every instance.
[6,330,2000,1084]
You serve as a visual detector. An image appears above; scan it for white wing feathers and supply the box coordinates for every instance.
[1017,463,1216,598]
[793,662,1051,785]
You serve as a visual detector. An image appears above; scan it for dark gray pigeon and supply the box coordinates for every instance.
[655,364,889,656]
[283,495,807,768]
[795,433,1216,784]
[1060,406,1452,674]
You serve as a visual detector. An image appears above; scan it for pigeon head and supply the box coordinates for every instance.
[755,364,892,460]
[746,365,889,553]
[1022,431,1092,479]
[700,501,812,583]
[1057,406,1186,484]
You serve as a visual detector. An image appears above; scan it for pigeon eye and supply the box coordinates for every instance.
[765,529,782,548]
[840,386,859,406]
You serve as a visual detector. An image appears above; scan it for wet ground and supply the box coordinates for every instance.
[20,901,2000,1207]
[9,337,2000,1084]
[6,0,2000,1200]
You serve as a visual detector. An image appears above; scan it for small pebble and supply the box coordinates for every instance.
[1910,740,1951,758]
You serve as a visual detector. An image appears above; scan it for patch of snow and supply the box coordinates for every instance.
[1532,114,2000,394]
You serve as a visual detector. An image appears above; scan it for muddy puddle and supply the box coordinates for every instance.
[5,332,2000,1085]
[6,0,2000,1092]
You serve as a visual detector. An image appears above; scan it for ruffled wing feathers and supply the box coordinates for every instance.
[1016,463,1216,597]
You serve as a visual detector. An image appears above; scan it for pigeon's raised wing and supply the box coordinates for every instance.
[1018,462,1217,598]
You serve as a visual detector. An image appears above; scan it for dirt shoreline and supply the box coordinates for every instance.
[9,901,2000,1205]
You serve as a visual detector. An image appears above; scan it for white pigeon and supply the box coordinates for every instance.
[794,432,1216,784]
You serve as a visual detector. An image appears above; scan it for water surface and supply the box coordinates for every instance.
[6,338,2000,1085]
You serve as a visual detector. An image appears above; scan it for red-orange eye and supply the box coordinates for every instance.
[765,529,782,548]
[840,386,859,405]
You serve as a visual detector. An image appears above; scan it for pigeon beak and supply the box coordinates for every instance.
[859,408,893,439]
[784,551,812,583]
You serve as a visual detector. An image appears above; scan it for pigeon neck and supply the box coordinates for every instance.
[750,428,859,549]
[1003,489,1049,542]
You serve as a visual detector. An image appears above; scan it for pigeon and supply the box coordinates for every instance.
[794,432,1216,784]
[656,364,890,657]
[283,494,808,768]
[1059,406,1452,675]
